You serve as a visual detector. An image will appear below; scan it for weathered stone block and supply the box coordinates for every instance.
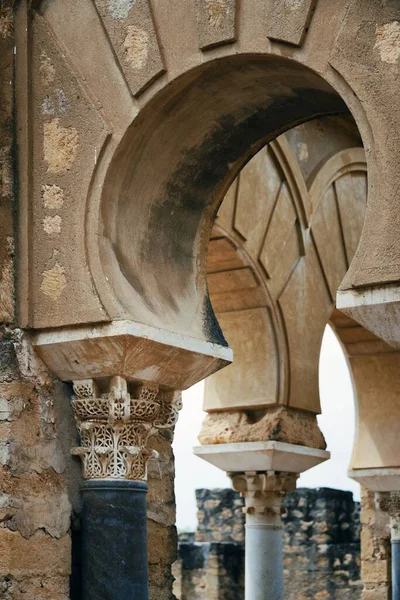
[361,559,391,584]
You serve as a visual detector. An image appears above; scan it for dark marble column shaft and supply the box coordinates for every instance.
[81,480,149,600]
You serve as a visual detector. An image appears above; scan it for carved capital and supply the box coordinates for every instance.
[71,375,182,481]
[230,471,298,517]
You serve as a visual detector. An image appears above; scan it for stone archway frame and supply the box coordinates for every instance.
[14,0,400,475]
[16,0,400,355]
[93,53,349,349]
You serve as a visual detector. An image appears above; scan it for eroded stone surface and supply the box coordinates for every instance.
[94,0,165,96]
[199,406,326,449]
[43,215,62,237]
[267,0,316,46]
[42,184,64,210]
[0,3,13,39]
[0,237,14,323]
[0,327,78,597]
[194,0,237,49]
[359,488,391,599]
[123,25,150,70]
[375,21,400,64]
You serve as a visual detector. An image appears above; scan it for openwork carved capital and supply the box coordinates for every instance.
[230,471,298,517]
[71,376,182,481]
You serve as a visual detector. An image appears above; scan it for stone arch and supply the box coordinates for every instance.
[97,53,348,344]
[22,0,400,353]
[199,117,400,476]
[199,118,364,427]
[12,5,400,598]
[21,0,400,479]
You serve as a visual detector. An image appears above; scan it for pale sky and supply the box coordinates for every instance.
[173,325,360,531]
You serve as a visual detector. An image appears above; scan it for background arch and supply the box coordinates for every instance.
[203,118,366,415]
[200,117,400,475]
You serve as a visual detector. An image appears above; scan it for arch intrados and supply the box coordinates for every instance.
[99,53,357,349]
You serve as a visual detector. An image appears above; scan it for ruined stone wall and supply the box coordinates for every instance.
[147,430,178,600]
[0,332,81,600]
[173,537,244,600]
[360,488,391,600]
[0,5,74,597]
[195,488,245,544]
[0,3,72,598]
[283,488,361,600]
[174,488,363,600]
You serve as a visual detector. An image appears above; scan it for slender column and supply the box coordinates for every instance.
[377,492,400,600]
[231,471,298,600]
[391,515,400,600]
[71,376,182,600]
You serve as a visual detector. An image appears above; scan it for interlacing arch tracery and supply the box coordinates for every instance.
[204,127,368,416]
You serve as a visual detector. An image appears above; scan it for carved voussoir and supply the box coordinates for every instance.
[71,376,181,481]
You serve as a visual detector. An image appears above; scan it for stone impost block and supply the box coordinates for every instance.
[194,440,329,474]
[33,319,232,390]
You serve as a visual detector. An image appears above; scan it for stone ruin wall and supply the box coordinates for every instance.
[173,488,364,600]
[360,488,392,600]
